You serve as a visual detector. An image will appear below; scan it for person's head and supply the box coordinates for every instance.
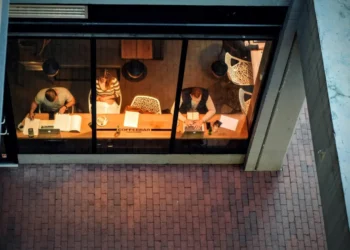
[98,76,107,85]
[190,87,202,102]
[44,88,57,102]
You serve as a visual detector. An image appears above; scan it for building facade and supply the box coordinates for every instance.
[0,0,349,249]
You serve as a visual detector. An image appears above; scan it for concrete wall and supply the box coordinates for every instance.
[254,41,305,170]
[297,0,350,249]
[9,0,291,6]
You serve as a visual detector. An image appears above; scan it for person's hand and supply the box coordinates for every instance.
[28,112,35,120]
[184,119,193,126]
[193,120,203,129]
[96,96,102,101]
[59,106,67,114]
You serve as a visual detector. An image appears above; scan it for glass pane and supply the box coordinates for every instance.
[7,38,92,153]
[173,40,270,153]
[95,39,181,153]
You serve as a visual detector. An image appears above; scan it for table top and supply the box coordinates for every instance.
[17,113,248,140]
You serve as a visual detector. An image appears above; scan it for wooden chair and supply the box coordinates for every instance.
[130,95,161,114]
[225,52,253,86]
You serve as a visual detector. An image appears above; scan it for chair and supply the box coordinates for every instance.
[225,52,253,86]
[239,88,252,115]
[88,90,122,114]
[130,95,161,114]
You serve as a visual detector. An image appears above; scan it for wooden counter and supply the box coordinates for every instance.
[251,50,263,85]
[17,113,248,140]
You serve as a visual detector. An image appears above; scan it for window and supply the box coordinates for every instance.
[173,40,271,153]
[6,38,272,155]
[7,38,92,153]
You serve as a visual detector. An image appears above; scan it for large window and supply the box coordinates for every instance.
[173,40,271,153]
[6,38,272,154]
[94,39,181,153]
[7,38,92,153]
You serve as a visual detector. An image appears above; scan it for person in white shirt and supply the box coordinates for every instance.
[171,87,216,129]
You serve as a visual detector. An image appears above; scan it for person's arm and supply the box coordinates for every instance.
[59,89,76,114]
[171,97,189,124]
[193,95,216,128]
[29,101,38,119]
[201,95,216,122]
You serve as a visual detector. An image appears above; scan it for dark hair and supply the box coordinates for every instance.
[45,89,57,102]
[191,87,202,98]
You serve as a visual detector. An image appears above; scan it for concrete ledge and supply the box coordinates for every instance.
[10,0,291,7]
[18,154,245,165]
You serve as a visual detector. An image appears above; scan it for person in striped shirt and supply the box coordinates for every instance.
[95,76,121,113]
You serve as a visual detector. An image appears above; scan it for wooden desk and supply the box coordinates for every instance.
[17,113,248,140]
[176,114,248,140]
[250,50,263,85]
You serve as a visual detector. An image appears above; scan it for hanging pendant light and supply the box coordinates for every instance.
[211,60,227,79]
[42,58,60,77]
[122,60,147,82]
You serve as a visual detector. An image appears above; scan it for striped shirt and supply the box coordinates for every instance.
[96,78,121,97]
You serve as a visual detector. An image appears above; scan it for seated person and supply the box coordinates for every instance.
[95,75,121,113]
[29,87,75,119]
[171,87,216,129]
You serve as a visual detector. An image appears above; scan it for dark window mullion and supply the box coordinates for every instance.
[169,40,188,153]
[90,38,97,153]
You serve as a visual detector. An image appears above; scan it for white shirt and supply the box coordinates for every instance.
[171,95,216,122]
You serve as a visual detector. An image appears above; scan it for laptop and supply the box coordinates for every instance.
[182,124,204,139]
[38,126,61,139]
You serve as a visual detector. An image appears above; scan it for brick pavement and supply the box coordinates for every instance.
[0,103,327,250]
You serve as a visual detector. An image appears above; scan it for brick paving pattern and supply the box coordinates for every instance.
[0,103,327,249]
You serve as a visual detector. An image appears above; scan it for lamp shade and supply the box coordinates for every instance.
[122,60,147,82]
[42,58,60,77]
[211,60,228,78]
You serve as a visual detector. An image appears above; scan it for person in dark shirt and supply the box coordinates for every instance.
[171,87,216,129]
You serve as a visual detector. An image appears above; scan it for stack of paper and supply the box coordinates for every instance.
[23,118,40,136]
[54,114,82,132]
[219,115,239,131]
[124,111,140,128]
[187,112,199,121]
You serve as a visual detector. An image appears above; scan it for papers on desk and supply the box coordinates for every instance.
[23,118,40,136]
[219,115,239,131]
[124,111,139,128]
[54,114,82,132]
[187,112,199,121]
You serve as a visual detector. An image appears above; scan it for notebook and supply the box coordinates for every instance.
[54,114,82,132]
[186,112,199,121]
